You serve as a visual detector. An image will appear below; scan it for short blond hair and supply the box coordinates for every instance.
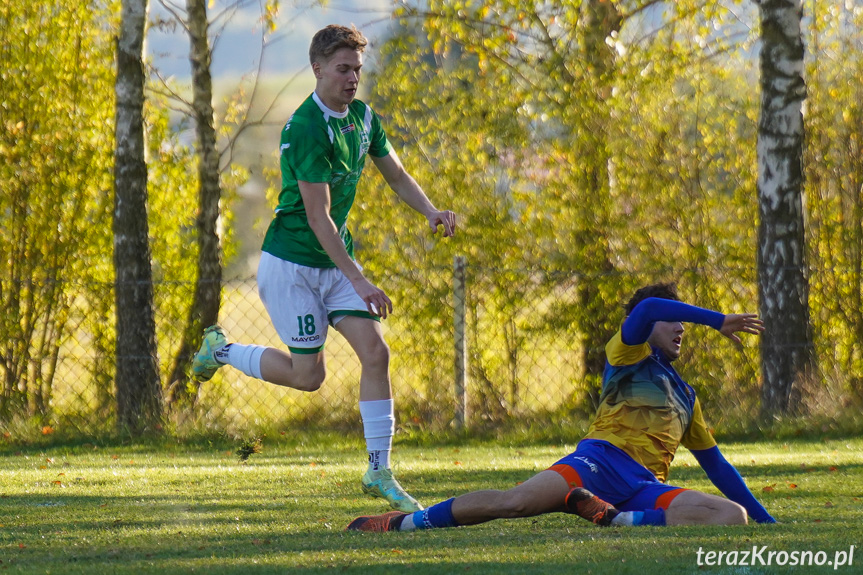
[309,24,368,65]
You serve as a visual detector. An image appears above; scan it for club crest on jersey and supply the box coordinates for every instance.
[340,123,356,134]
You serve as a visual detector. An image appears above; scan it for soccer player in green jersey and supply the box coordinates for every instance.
[192,24,457,512]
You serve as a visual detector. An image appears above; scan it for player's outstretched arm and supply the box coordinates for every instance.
[623,299,765,346]
[691,446,776,524]
[719,314,765,345]
[372,151,457,237]
[622,298,725,345]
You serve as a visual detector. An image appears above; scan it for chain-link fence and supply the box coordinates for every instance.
[3,259,861,441]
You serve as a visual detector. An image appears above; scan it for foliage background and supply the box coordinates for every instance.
[2,1,863,441]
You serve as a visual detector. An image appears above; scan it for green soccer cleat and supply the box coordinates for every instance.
[361,468,423,512]
[192,325,228,382]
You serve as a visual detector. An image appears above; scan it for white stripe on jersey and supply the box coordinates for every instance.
[363,104,373,134]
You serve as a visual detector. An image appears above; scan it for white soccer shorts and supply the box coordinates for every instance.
[257,251,375,354]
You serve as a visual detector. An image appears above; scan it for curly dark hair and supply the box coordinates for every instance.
[624,282,680,315]
[309,24,368,65]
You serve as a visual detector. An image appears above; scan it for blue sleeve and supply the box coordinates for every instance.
[621,298,726,345]
[691,446,776,524]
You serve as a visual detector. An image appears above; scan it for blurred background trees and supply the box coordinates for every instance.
[1,1,117,427]
[2,0,862,437]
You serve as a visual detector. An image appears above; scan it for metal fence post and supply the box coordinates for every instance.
[453,255,468,429]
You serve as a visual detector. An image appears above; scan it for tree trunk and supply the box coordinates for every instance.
[166,0,223,407]
[754,0,816,417]
[114,0,162,433]
[576,0,621,407]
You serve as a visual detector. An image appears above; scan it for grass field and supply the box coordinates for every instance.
[1,435,861,574]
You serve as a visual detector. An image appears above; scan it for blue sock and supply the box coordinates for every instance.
[410,498,459,530]
[632,508,666,526]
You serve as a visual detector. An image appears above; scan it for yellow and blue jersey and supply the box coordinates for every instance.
[585,329,716,482]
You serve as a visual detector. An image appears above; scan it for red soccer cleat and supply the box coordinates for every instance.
[346,510,407,532]
[565,487,621,527]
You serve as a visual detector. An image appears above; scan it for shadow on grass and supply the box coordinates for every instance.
[3,511,859,575]
[1,440,861,574]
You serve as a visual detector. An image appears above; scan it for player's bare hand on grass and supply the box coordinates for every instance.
[720,313,765,344]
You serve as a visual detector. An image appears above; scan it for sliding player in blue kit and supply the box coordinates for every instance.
[192,24,457,513]
[347,283,777,531]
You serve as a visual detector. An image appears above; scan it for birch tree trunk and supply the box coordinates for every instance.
[114,0,162,433]
[575,0,621,408]
[166,0,223,406]
[754,0,816,417]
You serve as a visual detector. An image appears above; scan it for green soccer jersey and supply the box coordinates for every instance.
[261,92,393,268]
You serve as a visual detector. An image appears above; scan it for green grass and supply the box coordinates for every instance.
[1,435,861,574]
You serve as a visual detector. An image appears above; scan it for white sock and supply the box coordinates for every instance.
[399,513,418,532]
[214,344,231,364]
[359,399,394,472]
[610,511,636,526]
[225,343,266,380]
[368,448,391,471]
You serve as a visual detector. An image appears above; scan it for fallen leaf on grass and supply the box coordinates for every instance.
[824,501,834,508]
[788,483,797,489]
[252,539,271,546]
[41,426,54,435]
[762,485,775,492]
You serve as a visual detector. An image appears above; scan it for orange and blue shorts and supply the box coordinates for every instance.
[549,439,687,511]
